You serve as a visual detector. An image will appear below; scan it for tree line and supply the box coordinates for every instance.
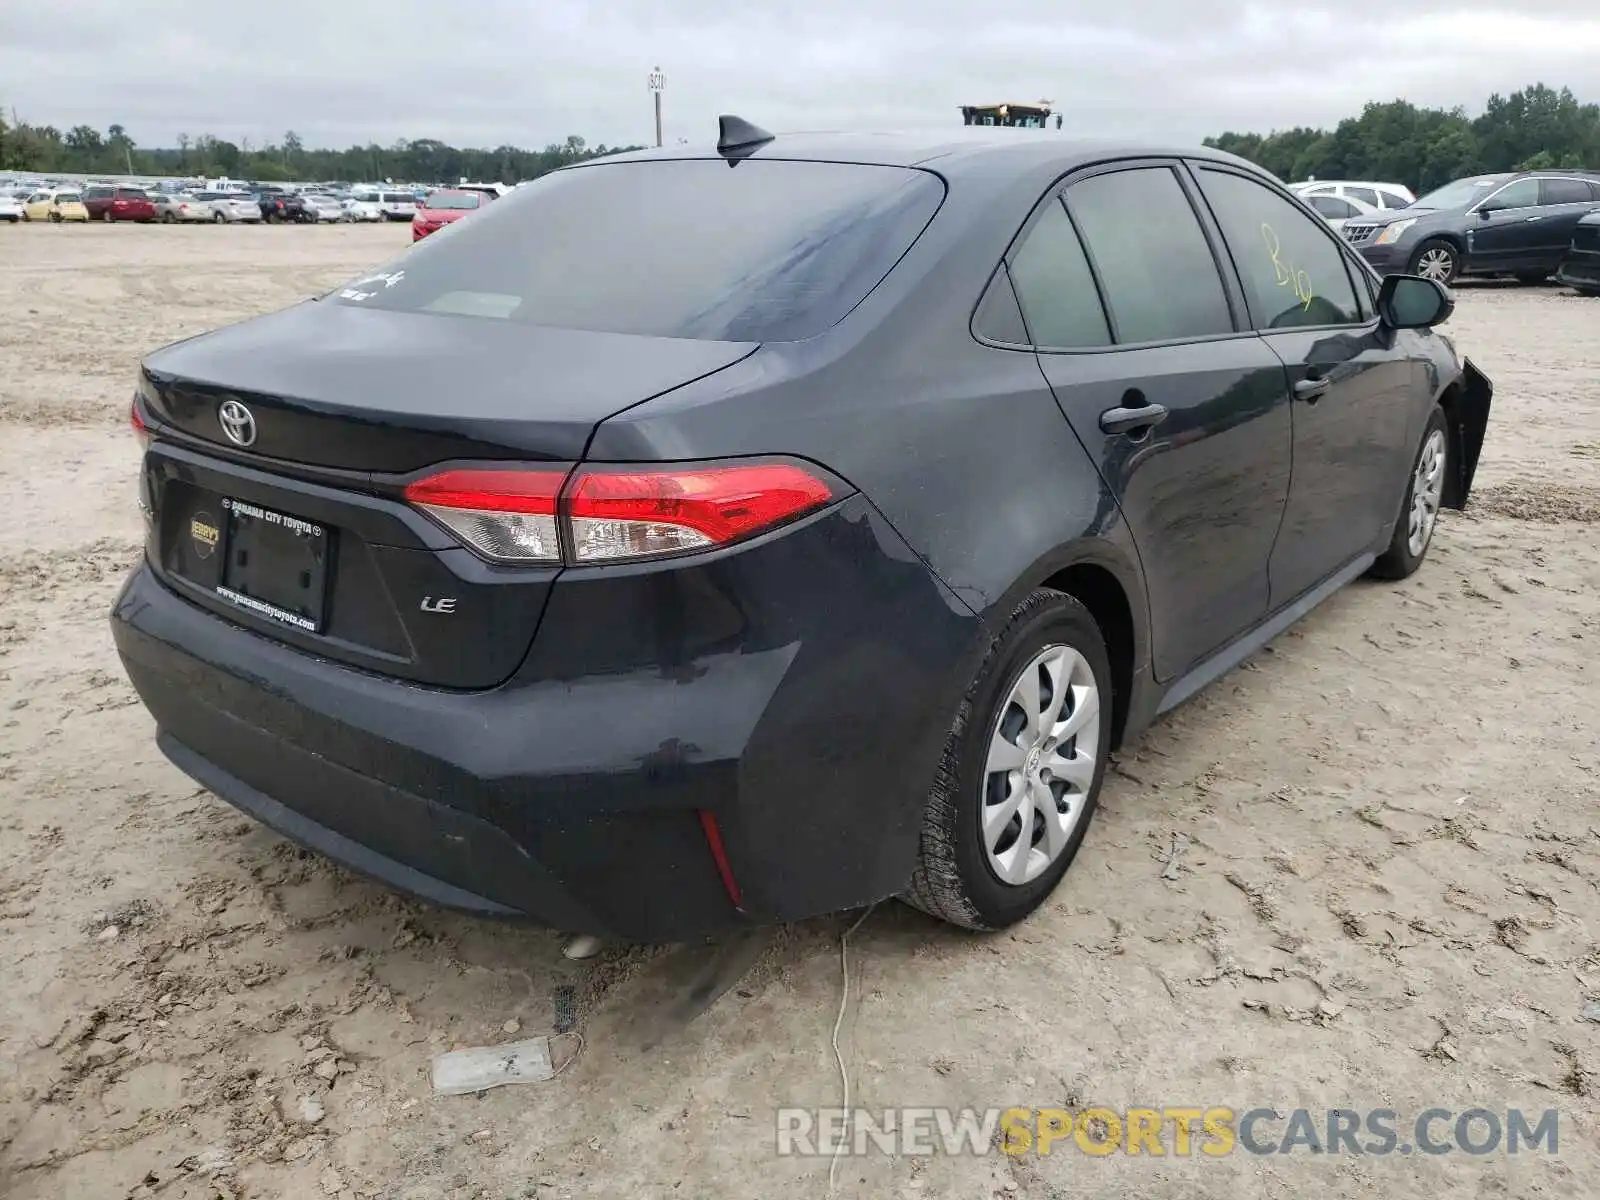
[2,80,1595,191]
[0,118,641,184]
[1205,83,1600,193]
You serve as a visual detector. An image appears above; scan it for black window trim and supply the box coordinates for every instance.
[971,155,1256,355]
[1184,160,1380,335]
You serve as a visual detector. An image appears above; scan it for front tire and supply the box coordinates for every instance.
[50,211,61,223]
[1370,406,1449,580]
[903,589,1111,930]
[1408,239,1460,285]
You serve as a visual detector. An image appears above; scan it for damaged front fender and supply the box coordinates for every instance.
[1442,357,1492,510]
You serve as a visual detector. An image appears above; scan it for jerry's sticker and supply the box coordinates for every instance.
[190,513,220,559]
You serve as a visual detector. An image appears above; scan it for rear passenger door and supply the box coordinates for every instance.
[1190,163,1415,606]
[1534,177,1600,264]
[1013,162,1295,682]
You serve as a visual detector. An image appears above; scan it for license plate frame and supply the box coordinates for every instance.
[216,497,333,633]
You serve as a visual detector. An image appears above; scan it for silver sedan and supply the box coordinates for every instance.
[192,192,263,223]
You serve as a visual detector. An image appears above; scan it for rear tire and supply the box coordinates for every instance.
[50,211,61,223]
[903,589,1111,930]
[1408,239,1460,285]
[1370,405,1449,580]
[213,211,226,224]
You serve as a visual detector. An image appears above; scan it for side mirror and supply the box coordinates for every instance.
[1476,207,1493,220]
[1378,274,1454,329]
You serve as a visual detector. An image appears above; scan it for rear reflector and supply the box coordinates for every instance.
[402,460,835,566]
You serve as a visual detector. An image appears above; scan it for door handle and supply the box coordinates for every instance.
[1524,215,1543,222]
[1294,377,1330,402]
[1099,402,1169,436]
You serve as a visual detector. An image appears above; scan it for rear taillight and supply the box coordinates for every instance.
[565,463,834,562]
[402,460,836,566]
[130,396,150,449]
[403,468,565,563]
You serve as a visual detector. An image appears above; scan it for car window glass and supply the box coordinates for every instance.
[1484,179,1539,210]
[973,267,1030,345]
[333,160,947,342]
[1345,187,1379,207]
[1310,196,1356,218]
[1540,178,1593,205]
[1005,200,1110,348]
[1066,168,1234,344]
[1377,191,1411,209]
[1196,168,1364,330]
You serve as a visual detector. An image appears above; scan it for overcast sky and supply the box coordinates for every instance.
[3,1,1599,151]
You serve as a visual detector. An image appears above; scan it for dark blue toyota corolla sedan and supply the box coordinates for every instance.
[112,120,1492,940]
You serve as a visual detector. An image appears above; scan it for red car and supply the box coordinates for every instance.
[82,185,158,223]
[412,189,485,241]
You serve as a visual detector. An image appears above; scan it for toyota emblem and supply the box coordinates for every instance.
[218,399,257,447]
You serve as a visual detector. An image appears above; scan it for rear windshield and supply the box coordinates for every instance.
[117,189,148,199]
[382,192,412,203]
[331,159,945,341]
[56,193,81,203]
[424,191,481,211]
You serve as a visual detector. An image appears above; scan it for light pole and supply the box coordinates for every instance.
[648,67,665,148]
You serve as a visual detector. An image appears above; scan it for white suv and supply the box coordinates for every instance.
[1292,180,1415,212]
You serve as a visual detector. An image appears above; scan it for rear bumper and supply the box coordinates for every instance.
[1556,252,1600,291]
[111,496,978,940]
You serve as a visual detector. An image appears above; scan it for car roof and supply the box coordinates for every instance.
[576,128,1262,177]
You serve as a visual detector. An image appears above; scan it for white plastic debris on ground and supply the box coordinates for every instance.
[430,1032,583,1095]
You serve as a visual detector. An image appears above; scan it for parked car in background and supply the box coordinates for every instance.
[1292,180,1415,212]
[83,185,158,223]
[153,193,214,223]
[1556,213,1600,296]
[1341,170,1600,284]
[1303,191,1377,233]
[24,190,90,222]
[342,197,383,222]
[302,195,345,223]
[113,130,1491,939]
[378,190,417,221]
[0,193,21,222]
[411,189,484,240]
[256,191,312,224]
[192,191,263,223]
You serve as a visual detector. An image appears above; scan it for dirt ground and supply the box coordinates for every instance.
[1,222,1598,1200]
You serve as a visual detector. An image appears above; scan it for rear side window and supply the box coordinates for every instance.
[1196,168,1363,330]
[333,159,946,342]
[973,267,1030,346]
[1065,167,1234,344]
[1378,190,1411,209]
[1309,195,1358,219]
[1005,201,1110,348]
[1541,178,1593,205]
[1345,187,1380,207]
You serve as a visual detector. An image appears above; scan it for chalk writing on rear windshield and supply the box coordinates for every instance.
[1260,223,1314,312]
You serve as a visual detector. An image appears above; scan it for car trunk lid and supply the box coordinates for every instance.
[138,303,757,687]
[140,300,757,469]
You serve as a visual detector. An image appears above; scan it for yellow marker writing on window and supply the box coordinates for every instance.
[1260,223,1315,311]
